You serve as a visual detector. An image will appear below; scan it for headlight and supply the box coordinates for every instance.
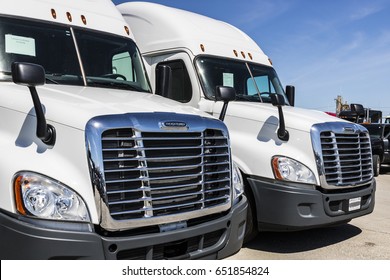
[14,172,90,222]
[272,156,317,184]
[232,162,244,204]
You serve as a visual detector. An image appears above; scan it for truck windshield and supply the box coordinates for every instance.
[195,56,288,104]
[0,16,151,93]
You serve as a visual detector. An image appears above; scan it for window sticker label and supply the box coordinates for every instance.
[5,34,36,57]
[223,72,234,87]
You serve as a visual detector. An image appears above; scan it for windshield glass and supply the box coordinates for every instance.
[195,56,288,104]
[0,16,151,93]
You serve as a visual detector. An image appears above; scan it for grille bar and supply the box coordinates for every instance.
[107,182,205,194]
[104,160,229,173]
[110,195,230,217]
[108,187,230,206]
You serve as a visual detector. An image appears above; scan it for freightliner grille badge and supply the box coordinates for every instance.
[343,126,357,133]
[159,121,189,131]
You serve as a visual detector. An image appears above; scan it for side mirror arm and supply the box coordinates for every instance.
[12,62,56,146]
[27,85,56,145]
[271,94,289,142]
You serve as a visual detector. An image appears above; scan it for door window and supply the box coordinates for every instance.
[156,60,192,103]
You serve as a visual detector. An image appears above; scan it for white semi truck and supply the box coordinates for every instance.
[0,0,247,259]
[118,2,376,241]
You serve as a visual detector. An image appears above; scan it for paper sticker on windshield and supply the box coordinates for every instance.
[5,34,36,57]
[223,73,234,87]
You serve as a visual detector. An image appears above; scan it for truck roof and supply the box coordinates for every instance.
[2,0,133,39]
[118,2,271,66]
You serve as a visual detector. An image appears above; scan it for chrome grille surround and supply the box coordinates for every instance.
[311,122,373,189]
[86,113,232,231]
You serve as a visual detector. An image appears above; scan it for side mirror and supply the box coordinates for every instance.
[216,86,236,121]
[351,103,365,116]
[12,62,56,146]
[155,64,172,98]
[215,86,236,102]
[286,85,295,107]
[12,62,45,86]
[271,94,289,141]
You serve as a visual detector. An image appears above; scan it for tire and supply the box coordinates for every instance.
[373,154,380,177]
[243,189,258,244]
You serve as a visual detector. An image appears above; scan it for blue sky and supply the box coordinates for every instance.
[112,0,390,115]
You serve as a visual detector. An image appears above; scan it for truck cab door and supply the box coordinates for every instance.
[382,125,390,162]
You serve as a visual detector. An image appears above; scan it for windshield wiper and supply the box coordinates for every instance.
[235,94,260,102]
[45,77,59,84]
[87,79,149,92]
[0,70,12,76]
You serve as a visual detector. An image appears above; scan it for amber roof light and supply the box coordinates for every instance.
[81,15,87,25]
[51,9,57,19]
[66,12,72,22]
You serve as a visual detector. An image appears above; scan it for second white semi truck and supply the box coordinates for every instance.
[118,2,375,242]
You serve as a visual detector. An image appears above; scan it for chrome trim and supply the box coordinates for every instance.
[311,122,373,190]
[86,112,231,231]
[159,121,189,131]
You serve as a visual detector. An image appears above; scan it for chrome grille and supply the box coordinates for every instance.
[101,128,231,220]
[319,129,372,186]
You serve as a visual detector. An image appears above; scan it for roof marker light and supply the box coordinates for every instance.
[241,51,246,58]
[51,9,57,19]
[233,50,238,57]
[81,15,87,25]
[248,53,253,60]
[200,44,205,52]
[268,58,273,65]
[124,26,130,35]
[66,12,72,22]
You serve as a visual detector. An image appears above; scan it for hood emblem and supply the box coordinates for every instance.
[343,126,356,133]
[159,121,189,131]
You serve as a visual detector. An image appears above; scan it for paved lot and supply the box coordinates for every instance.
[228,167,390,260]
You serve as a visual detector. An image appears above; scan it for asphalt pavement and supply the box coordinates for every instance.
[228,166,390,260]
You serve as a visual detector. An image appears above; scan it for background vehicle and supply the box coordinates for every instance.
[118,2,376,241]
[361,123,390,176]
[338,103,382,124]
[0,0,247,259]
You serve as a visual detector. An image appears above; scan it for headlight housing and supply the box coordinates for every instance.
[232,162,244,204]
[14,172,90,222]
[272,156,317,185]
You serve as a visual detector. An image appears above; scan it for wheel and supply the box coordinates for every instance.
[243,186,258,244]
[373,154,380,177]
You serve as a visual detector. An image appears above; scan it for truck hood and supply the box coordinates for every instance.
[225,101,344,132]
[5,83,210,130]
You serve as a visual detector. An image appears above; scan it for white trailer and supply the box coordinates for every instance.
[0,0,247,259]
[118,2,375,241]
